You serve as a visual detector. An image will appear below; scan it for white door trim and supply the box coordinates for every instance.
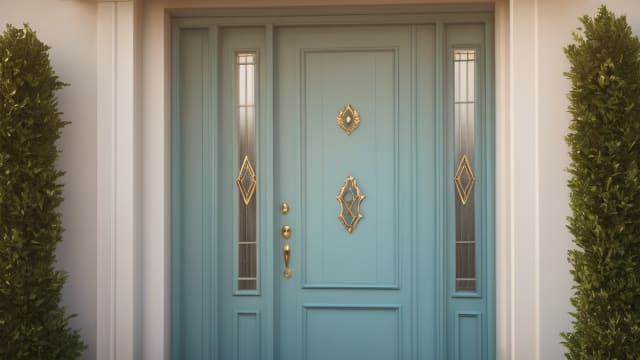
[96,1,141,359]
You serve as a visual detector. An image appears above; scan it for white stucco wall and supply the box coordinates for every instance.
[510,1,640,358]
[0,1,97,359]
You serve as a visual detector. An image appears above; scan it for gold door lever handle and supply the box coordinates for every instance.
[283,244,292,279]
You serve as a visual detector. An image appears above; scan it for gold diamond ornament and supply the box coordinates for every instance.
[336,176,366,233]
[454,154,476,206]
[236,155,257,206]
[337,104,361,136]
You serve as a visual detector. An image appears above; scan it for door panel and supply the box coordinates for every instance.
[303,305,400,360]
[276,25,416,360]
[444,23,493,360]
[219,27,270,360]
[302,49,398,288]
[173,28,210,360]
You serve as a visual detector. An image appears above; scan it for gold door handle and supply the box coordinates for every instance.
[283,244,292,279]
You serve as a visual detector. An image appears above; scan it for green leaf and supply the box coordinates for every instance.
[0,23,85,358]
[562,6,640,359]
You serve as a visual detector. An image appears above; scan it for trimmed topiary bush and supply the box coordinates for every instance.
[0,24,86,358]
[562,6,640,359]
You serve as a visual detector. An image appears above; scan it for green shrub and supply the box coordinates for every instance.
[562,6,640,359]
[0,24,85,358]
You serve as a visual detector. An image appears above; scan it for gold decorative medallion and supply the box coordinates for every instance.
[336,104,361,136]
[454,154,476,206]
[236,155,257,206]
[336,176,366,233]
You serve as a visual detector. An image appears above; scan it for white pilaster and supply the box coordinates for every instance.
[509,0,540,358]
[494,0,512,358]
[97,1,140,359]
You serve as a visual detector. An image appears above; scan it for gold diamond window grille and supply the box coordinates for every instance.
[336,104,361,136]
[236,155,257,206]
[336,176,365,233]
[454,154,476,206]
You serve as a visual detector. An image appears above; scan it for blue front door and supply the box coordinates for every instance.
[276,25,421,360]
[172,10,495,360]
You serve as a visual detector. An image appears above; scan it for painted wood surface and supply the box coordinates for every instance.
[172,9,494,360]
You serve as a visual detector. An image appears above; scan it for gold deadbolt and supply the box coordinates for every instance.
[281,202,290,215]
[281,225,292,239]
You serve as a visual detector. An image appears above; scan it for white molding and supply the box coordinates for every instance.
[508,0,540,358]
[97,1,139,359]
[96,4,115,359]
[141,1,171,358]
[494,0,511,358]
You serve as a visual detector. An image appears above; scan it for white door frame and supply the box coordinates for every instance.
[95,0,543,359]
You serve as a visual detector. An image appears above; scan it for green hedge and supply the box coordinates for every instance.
[0,24,85,358]
[562,6,640,359]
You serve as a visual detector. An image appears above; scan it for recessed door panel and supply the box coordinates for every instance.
[302,49,398,288]
[303,306,400,360]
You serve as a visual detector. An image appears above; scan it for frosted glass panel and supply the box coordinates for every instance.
[454,49,476,292]
[236,52,258,291]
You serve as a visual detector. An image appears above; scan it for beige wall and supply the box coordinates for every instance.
[0,1,97,359]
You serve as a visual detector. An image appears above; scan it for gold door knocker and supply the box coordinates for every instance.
[337,104,361,135]
[336,176,365,233]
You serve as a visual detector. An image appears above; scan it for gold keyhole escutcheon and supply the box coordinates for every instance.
[281,225,292,239]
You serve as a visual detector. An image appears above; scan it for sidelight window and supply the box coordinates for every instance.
[454,49,477,292]
[235,52,258,291]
